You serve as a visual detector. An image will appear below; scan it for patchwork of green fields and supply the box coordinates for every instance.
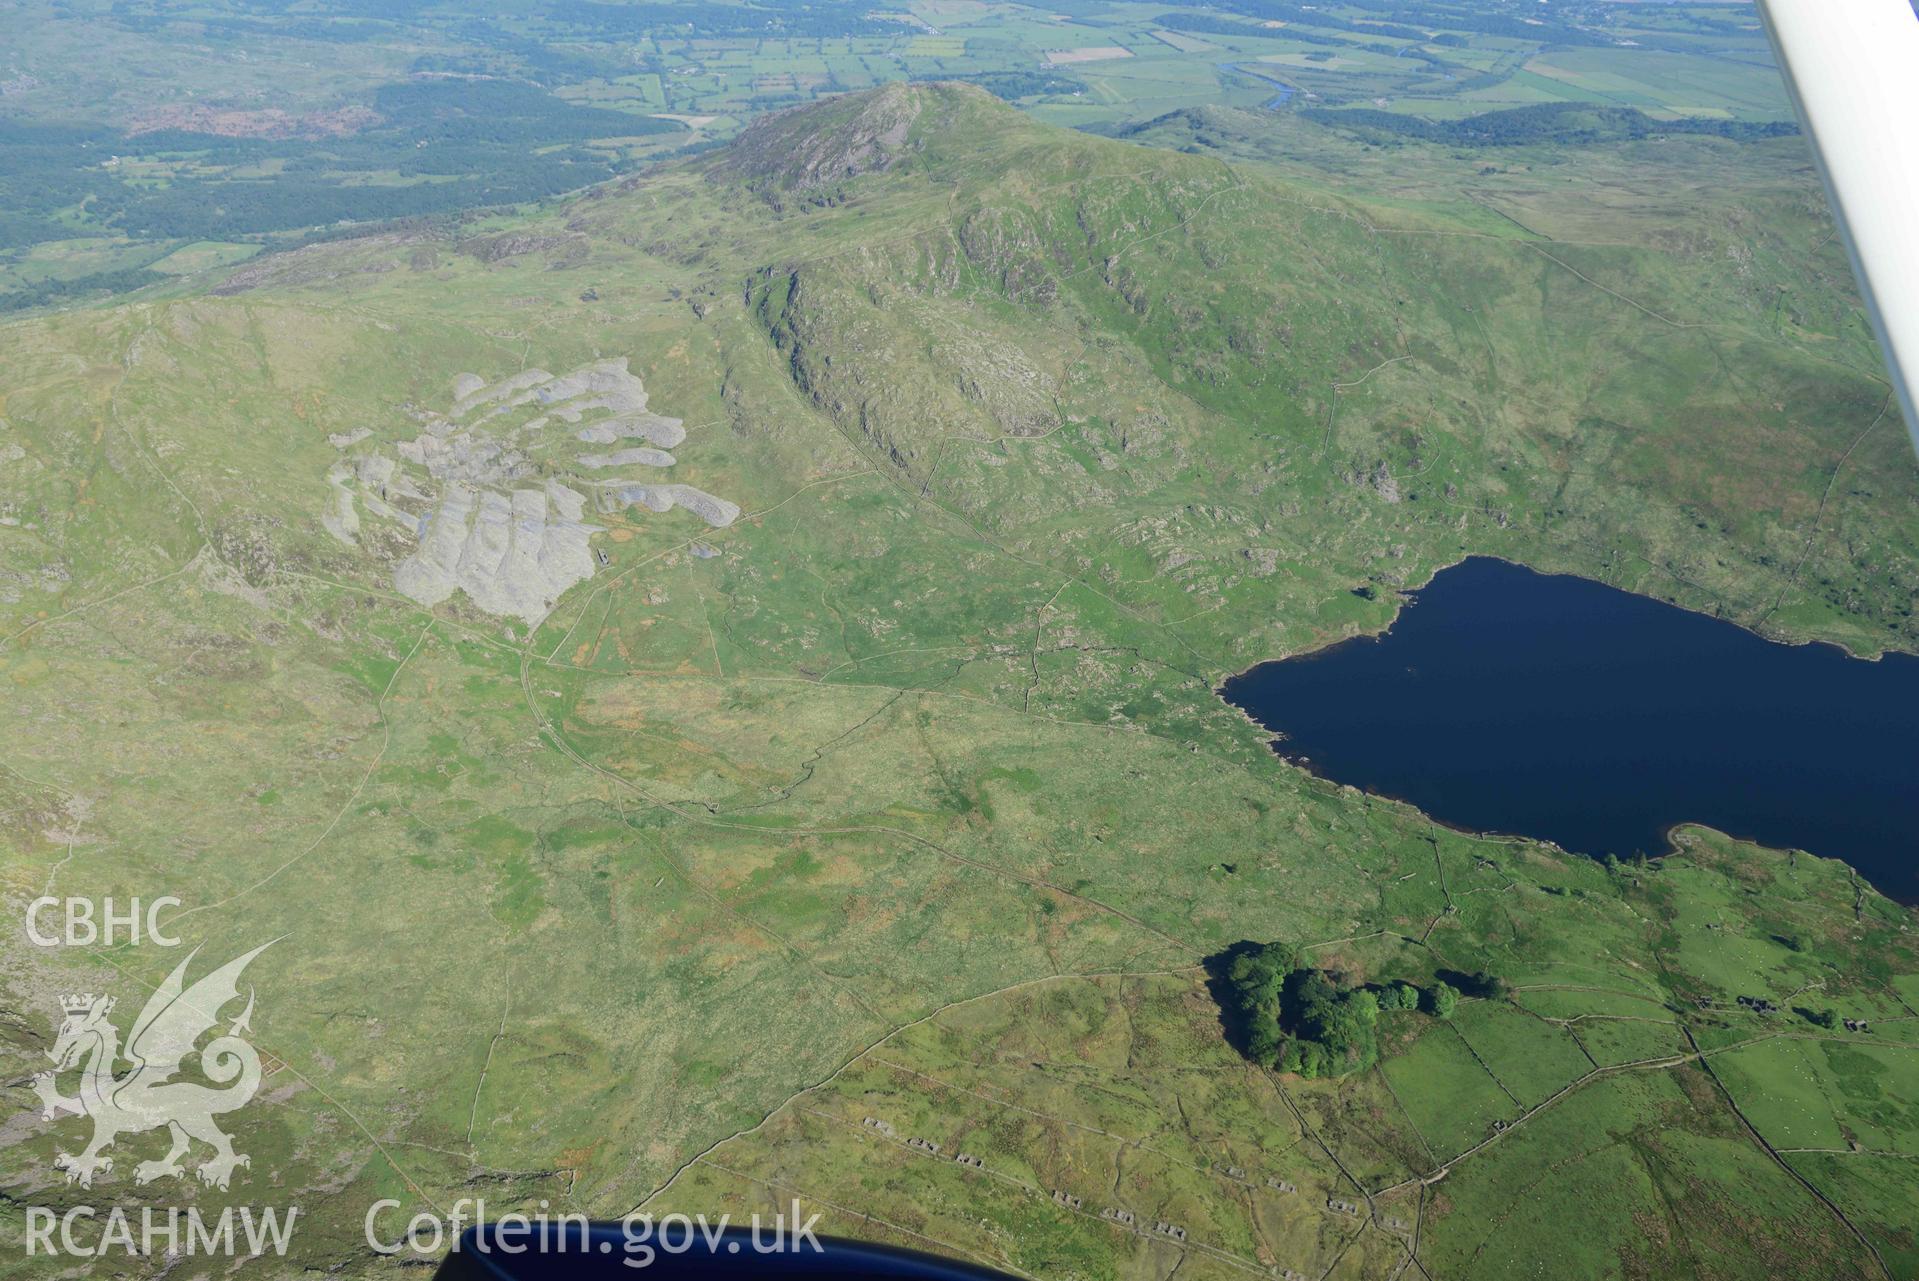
[2,0,1798,311]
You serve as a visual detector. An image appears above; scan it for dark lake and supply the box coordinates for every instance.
[1221,557,1919,904]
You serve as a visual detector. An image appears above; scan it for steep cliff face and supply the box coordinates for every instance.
[753,254,1069,490]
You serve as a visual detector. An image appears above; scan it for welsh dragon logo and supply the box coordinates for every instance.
[32,943,273,1190]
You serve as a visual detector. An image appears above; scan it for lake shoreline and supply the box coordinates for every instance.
[1219,551,1911,697]
[1216,555,1919,906]
[1247,724,1903,900]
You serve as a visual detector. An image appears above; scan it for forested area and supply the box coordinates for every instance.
[1305,102,1799,147]
[1218,943,1497,1079]
[0,78,685,306]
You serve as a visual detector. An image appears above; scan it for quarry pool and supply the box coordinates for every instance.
[1222,557,1919,903]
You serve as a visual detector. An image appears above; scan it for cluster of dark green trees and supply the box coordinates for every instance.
[1304,103,1796,148]
[1222,943,1489,1079]
[0,264,169,316]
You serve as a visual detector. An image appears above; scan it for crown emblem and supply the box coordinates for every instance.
[60,994,102,1014]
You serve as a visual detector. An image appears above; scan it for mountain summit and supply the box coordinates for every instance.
[712,81,1018,200]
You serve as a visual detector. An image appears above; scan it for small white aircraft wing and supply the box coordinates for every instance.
[1758,0,1919,453]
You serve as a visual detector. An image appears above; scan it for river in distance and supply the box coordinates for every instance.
[1221,556,1919,904]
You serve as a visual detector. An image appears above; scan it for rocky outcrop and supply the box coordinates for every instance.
[319,359,738,625]
[716,82,930,198]
[611,484,740,528]
[712,81,1014,209]
[394,481,600,621]
[458,232,586,264]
